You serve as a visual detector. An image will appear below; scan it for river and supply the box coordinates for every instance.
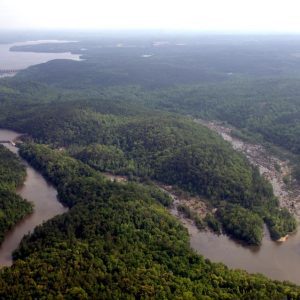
[172,205,300,284]
[0,39,76,264]
[1,38,300,284]
[168,119,300,284]
[105,171,300,284]
[0,39,79,265]
[0,129,68,266]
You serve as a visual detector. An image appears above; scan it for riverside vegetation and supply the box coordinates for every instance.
[0,145,32,243]
[0,34,300,297]
[0,97,296,245]
[0,143,297,299]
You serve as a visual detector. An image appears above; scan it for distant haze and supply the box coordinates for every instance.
[1,0,300,33]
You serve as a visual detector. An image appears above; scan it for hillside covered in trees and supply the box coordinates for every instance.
[0,34,300,297]
[0,143,297,299]
[11,35,300,175]
[0,88,295,244]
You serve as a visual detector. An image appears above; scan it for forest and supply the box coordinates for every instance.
[0,90,295,244]
[0,35,300,297]
[11,36,300,171]
[0,145,32,244]
[0,143,297,299]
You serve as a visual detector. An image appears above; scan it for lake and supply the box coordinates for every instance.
[0,40,81,77]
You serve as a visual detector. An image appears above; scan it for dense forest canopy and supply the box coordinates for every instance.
[0,143,297,299]
[0,89,295,244]
[9,35,300,162]
[0,34,300,297]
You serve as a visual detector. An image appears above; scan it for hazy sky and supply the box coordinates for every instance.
[1,0,300,32]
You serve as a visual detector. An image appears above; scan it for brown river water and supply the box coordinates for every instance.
[169,120,300,284]
[0,38,300,283]
[0,129,68,266]
[108,171,300,285]
[171,203,300,284]
[1,127,300,283]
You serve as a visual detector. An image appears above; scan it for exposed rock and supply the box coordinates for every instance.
[195,119,300,219]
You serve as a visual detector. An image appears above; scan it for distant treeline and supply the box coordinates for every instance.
[0,37,299,296]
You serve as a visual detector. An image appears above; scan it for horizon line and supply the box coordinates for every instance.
[2,28,300,35]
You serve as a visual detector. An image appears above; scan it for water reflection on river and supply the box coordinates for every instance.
[0,129,68,266]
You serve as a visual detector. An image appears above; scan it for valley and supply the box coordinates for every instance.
[0,35,300,298]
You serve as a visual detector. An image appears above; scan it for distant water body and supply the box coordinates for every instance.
[0,40,81,77]
[0,40,77,263]
[1,39,300,286]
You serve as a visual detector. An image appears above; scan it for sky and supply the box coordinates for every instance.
[1,0,300,33]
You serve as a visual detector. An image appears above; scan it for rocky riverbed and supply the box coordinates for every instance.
[195,119,300,218]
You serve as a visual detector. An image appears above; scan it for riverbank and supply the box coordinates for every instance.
[103,169,300,284]
[0,129,68,267]
[195,119,300,219]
